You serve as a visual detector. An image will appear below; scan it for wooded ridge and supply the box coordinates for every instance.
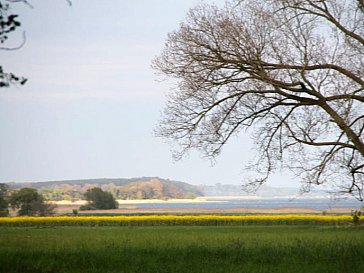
[6,177,204,201]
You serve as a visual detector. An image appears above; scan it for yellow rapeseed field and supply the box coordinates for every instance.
[0,214,358,227]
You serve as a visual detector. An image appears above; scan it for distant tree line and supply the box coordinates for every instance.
[0,183,119,216]
[31,179,201,201]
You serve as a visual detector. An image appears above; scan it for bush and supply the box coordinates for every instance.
[81,188,118,210]
[79,204,96,211]
[351,210,362,225]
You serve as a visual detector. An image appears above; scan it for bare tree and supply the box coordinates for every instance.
[0,0,28,87]
[0,0,71,88]
[153,0,364,199]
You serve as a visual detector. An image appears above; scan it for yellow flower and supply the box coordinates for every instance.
[0,214,354,227]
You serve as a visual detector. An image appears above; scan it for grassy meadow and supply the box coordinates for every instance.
[1,224,364,273]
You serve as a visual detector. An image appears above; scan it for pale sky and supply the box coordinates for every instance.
[0,0,297,187]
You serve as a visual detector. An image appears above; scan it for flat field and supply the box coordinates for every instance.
[1,225,364,273]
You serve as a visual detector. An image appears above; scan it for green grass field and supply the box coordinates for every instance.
[1,226,364,273]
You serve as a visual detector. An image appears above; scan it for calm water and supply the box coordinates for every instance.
[132,198,363,211]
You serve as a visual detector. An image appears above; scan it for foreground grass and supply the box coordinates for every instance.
[1,226,364,273]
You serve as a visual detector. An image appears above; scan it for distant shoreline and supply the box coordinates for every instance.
[54,205,355,215]
[52,197,212,206]
[52,195,340,206]
[50,196,361,215]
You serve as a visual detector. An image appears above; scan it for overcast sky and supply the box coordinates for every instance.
[0,0,297,187]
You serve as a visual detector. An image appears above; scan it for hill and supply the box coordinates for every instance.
[7,177,204,201]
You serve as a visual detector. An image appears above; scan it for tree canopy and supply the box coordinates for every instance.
[9,188,55,216]
[153,0,364,199]
[81,187,118,210]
